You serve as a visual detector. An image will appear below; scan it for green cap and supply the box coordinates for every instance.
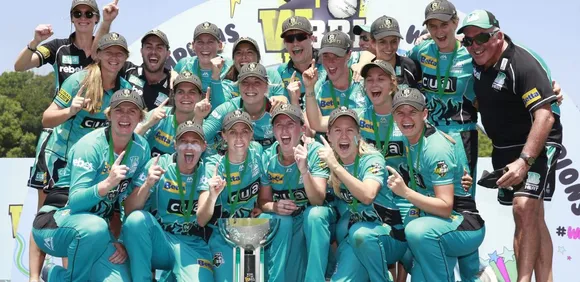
[360,60,396,78]
[328,106,360,128]
[175,120,205,141]
[271,103,304,125]
[237,62,268,83]
[371,16,403,39]
[222,110,254,131]
[392,88,426,111]
[280,16,313,37]
[97,32,128,52]
[110,89,145,110]
[320,30,351,57]
[457,10,500,34]
[194,22,221,41]
[173,71,202,91]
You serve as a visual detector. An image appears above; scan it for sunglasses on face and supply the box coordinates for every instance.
[72,10,96,19]
[284,33,309,43]
[462,30,499,47]
[360,35,370,42]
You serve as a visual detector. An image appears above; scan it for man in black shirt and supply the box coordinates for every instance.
[458,10,562,282]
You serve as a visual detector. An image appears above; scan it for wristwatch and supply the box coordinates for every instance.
[519,153,536,166]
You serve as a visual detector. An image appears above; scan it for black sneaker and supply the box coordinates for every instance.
[41,263,56,282]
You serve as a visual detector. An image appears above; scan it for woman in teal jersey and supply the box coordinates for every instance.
[202,62,288,153]
[135,71,212,157]
[197,110,290,282]
[122,121,214,282]
[222,37,285,99]
[315,107,406,282]
[259,104,330,282]
[31,89,151,282]
[388,88,485,282]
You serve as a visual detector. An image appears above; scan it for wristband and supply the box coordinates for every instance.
[27,44,37,52]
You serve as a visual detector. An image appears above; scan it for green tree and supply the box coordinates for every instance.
[478,128,492,157]
[0,71,54,157]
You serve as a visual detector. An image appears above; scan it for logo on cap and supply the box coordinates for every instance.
[326,34,337,43]
[111,33,119,40]
[280,104,289,110]
[185,120,194,126]
[430,2,442,11]
[247,63,257,71]
[402,89,411,96]
[202,22,211,29]
[182,71,193,78]
[289,17,298,26]
[466,12,480,22]
[338,106,348,112]
[122,89,131,96]
[234,109,243,116]
[384,18,393,28]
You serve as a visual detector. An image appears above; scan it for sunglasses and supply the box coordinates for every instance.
[360,35,370,42]
[72,10,97,19]
[284,33,309,43]
[462,30,499,47]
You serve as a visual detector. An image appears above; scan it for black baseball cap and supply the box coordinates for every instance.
[97,32,129,53]
[280,16,313,37]
[457,10,501,34]
[320,30,351,57]
[232,37,261,61]
[176,120,205,141]
[237,62,268,83]
[141,29,170,48]
[392,88,426,111]
[371,16,403,39]
[110,89,145,110]
[353,24,371,35]
[194,22,221,41]
[222,110,254,131]
[328,106,360,128]
[360,60,396,78]
[173,71,202,91]
[423,0,457,25]
[271,103,304,125]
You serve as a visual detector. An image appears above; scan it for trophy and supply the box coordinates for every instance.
[218,218,279,282]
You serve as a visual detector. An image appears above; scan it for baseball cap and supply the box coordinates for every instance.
[194,22,221,41]
[423,0,457,25]
[371,16,403,39]
[175,120,205,141]
[237,62,268,83]
[353,24,371,35]
[222,110,254,131]
[360,60,396,78]
[70,0,99,13]
[97,32,129,53]
[319,30,351,57]
[173,71,202,91]
[392,88,426,111]
[280,16,313,38]
[457,10,500,34]
[271,103,304,125]
[110,89,145,110]
[141,29,170,48]
[232,37,261,61]
[328,106,360,128]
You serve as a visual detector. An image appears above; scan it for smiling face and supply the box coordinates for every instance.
[98,45,128,74]
[273,114,303,155]
[426,18,459,51]
[193,34,222,66]
[283,30,314,65]
[328,116,360,160]
[239,76,268,106]
[222,122,253,156]
[364,67,395,107]
[321,52,350,82]
[462,26,503,66]
[175,131,206,170]
[233,42,259,71]
[393,105,428,140]
[109,102,142,138]
[141,36,169,73]
[174,82,202,114]
[375,36,399,62]
[71,5,97,34]
[358,31,375,53]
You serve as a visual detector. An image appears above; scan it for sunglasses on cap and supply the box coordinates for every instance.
[360,35,370,42]
[462,29,499,47]
[284,33,309,43]
[72,10,97,19]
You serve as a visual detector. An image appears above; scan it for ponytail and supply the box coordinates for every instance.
[79,63,104,114]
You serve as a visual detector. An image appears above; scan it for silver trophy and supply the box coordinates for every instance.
[218,218,279,282]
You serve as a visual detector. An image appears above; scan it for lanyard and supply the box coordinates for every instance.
[371,113,394,157]
[176,165,199,222]
[196,60,203,84]
[435,41,459,95]
[340,154,360,212]
[329,70,353,109]
[225,152,250,216]
[279,154,301,201]
[108,130,133,169]
[405,129,425,191]
[242,98,267,118]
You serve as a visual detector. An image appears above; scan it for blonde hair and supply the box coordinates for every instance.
[329,138,377,199]
[104,106,146,122]
[80,63,104,114]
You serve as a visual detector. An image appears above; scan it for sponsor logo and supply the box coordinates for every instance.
[155,93,169,106]
[434,161,449,177]
[369,162,382,175]
[129,156,139,174]
[38,46,51,58]
[359,118,374,133]
[44,237,54,251]
[228,180,260,204]
[167,198,199,215]
[521,88,541,107]
[163,180,181,193]
[421,74,457,94]
[319,97,336,110]
[73,158,93,171]
[198,259,213,271]
[128,75,145,87]
[61,55,80,65]
[213,252,224,268]
[273,188,308,203]
[525,171,541,191]
[473,68,481,80]
[80,117,109,128]
[211,111,222,119]
[59,65,83,74]
[268,172,284,184]
[138,172,147,182]
[57,89,72,104]
[492,72,506,91]
[420,54,437,69]
[154,130,173,147]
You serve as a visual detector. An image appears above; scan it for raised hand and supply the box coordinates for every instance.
[208,165,226,198]
[293,143,309,174]
[69,84,90,115]
[146,155,165,186]
[108,151,128,189]
[386,166,408,197]
[317,136,338,170]
[102,0,120,23]
[211,56,225,79]
[147,98,169,125]
[302,59,318,90]
[194,87,212,120]
[33,24,53,45]
[269,95,289,110]
[287,71,302,105]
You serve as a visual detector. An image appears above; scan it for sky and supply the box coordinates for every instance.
[0,0,577,103]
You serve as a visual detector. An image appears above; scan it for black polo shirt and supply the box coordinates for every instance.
[473,35,562,148]
[122,61,171,111]
[35,32,93,91]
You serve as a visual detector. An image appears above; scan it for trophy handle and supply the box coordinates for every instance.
[217,218,237,248]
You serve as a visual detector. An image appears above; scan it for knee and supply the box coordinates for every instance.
[122,210,149,232]
[513,197,540,223]
[348,223,375,249]
[303,206,330,225]
[404,219,432,246]
[78,215,110,242]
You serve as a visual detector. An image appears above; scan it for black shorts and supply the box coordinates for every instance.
[460,130,478,177]
[492,145,561,205]
[27,129,53,189]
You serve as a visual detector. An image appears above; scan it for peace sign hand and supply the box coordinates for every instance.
[107,151,128,189]
[69,84,90,115]
[386,166,409,198]
[317,136,338,170]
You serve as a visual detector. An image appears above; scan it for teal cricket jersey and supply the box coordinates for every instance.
[45,70,133,159]
[314,76,368,116]
[174,56,233,93]
[51,127,150,221]
[262,141,330,215]
[407,40,477,133]
[223,67,285,99]
[357,106,406,169]
[202,142,267,219]
[203,97,275,154]
[142,107,177,157]
[132,153,214,241]
[402,125,471,221]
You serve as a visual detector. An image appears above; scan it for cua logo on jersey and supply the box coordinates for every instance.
[228,180,260,204]
[73,158,93,171]
[422,74,457,94]
[81,117,109,128]
[167,198,199,215]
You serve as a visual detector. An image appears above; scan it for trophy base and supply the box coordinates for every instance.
[233,247,264,282]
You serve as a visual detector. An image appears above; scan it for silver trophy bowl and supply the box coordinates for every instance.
[218,218,279,250]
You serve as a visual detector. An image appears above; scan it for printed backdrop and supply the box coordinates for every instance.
[2,1,578,281]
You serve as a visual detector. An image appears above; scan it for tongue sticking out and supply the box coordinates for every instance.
[185,154,194,164]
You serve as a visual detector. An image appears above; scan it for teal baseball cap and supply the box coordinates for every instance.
[457,10,500,34]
